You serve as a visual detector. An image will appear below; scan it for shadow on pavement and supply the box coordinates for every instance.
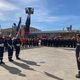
[44,72,63,80]
[39,61,45,64]
[20,59,40,66]
[12,61,35,71]
[1,64,26,77]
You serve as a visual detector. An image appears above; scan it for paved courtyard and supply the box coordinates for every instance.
[0,47,79,80]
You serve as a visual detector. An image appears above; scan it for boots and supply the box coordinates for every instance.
[16,54,21,60]
[16,57,21,60]
[76,71,80,78]
[9,58,14,62]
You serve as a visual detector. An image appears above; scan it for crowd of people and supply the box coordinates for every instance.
[0,35,76,64]
[41,37,77,48]
[0,35,78,65]
[20,36,77,48]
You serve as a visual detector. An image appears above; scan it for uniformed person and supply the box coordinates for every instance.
[0,35,5,64]
[6,36,14,62]
[13,37,21,60]
[75,34,80,78]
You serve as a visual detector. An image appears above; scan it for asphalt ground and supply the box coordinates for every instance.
[0,47,78,80]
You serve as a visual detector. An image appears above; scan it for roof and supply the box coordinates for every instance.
[30,30,78,34]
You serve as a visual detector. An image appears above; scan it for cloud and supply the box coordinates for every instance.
[0,0,19,21]
[32,8,80,23]
[18,0,38,3]
[0,0,18,11]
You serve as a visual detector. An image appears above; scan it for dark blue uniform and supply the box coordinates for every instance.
[0,37,5,64]
[6,37,13,61]
[13,37,21,59]
[76,40,80,77]
[75,34,80,78]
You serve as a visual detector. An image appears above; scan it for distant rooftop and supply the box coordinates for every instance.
[31,30,79,34]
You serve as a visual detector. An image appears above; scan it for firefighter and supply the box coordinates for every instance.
[0,35,5,64]
[13,37,21,60]
[6,35,14,62]
[76,34,80,78]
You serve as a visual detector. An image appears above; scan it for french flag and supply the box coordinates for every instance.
[17,17,23,37]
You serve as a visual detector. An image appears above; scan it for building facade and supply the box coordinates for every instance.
[1,27,80,39]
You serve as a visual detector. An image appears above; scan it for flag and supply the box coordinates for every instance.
[17,17,21,33]
[17,23,24,37]
[18,26,22,36]
[17,17,23,37]
[18,25,24,37]
[25,15,30,35]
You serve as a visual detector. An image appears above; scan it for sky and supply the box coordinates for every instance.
[0,0,80,31]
